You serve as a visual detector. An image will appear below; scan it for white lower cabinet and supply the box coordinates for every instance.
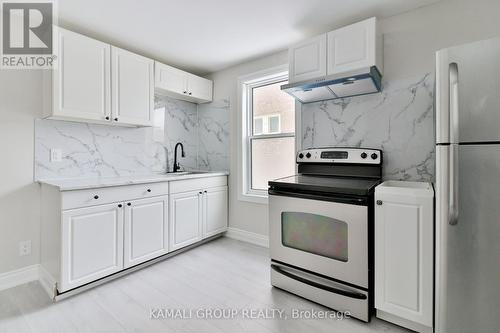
[61,203,124,292]
[124,196,168,268]
[169,190,203,251]
[204,187,228,238]
[169,177,228,252]
[40,175,227,297]
[375,181,434,333]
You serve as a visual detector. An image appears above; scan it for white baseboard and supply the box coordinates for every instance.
[38,265,56,300]
[225,227,269,248]
[0,264,39,291]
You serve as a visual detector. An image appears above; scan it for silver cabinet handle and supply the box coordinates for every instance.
[449,63,459,225]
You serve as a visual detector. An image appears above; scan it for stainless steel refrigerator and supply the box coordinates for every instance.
[435,37,500,332]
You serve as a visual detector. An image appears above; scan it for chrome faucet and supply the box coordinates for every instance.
[173,142,185,172]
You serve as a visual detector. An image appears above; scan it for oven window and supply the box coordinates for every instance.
[281,212,348,262]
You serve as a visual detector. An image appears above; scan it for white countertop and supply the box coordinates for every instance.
[38,171,229,191]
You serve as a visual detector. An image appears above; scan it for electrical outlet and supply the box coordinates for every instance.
[50,148,62,162]
[19,240,31,256]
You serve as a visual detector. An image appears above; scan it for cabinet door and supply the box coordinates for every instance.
[375,193,433,326]
[327,18,376,75]
[112,47,154,126]
[169,190,202,251]
[53,27,111,121]
[203,187,228,238]
[155,62,188,96]
[288,34,327,83]
[187,74,213,102]
[123,196,168,268]
[61,203,123,292]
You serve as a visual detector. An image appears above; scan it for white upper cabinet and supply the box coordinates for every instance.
[327,17,381,75]
[111,47,154,126]
[44,27,155,127]
[287,17,382,84]
[155,61,213,104]
[187,74,213,102]
[288,34,327,83]
[155,62,188,96]
[44,27,213,125]
[48,27,111,122]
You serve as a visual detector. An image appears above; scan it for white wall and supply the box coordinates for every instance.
[209,0,500,239]
[1,0,500,275]
[381,0,500,80]
[0,70,42,273]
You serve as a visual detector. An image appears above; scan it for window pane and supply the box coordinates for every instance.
[251,136,295,190]
[281,212,348,262]
[252,81,295,135]
[254,118,263,135]
[268,115,280,133]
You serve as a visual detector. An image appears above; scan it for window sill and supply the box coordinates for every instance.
[238,192,268,205]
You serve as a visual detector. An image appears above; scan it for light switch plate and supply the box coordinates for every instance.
[50,148,62,162]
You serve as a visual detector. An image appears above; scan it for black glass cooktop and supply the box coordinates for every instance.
[268,175,381,196]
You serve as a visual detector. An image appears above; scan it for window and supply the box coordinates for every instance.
[238,66,296,202]
[253,117,264,135]
[268,115,280,134]
[253,114,281,135]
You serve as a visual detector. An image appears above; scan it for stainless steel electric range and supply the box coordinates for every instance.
[268,147,383,322]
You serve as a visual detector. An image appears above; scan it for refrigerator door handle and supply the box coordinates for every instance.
[449,63,459,225]
[449,145,459,225]
[449,63,459,143]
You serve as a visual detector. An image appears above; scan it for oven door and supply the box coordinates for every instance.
[269,193,368,288]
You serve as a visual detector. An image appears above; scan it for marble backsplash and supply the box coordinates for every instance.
[35,96,230,180]
[197,99,230,171]
[302,73,435,181]
[155,95,200,172]
[35,119,166,179]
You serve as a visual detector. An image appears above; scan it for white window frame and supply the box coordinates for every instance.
[237,64,298,204]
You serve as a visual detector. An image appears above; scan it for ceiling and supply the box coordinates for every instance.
[58,0,441,75]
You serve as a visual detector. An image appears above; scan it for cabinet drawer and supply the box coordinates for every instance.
[62,182,169,210]
[169,176,227,194]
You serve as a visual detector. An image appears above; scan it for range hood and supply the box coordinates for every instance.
[281,66,382,104]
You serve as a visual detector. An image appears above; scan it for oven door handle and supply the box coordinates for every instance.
[271,264,367,300]
[268,189,367,205]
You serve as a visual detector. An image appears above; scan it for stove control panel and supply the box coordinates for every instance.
[296,147,382,164]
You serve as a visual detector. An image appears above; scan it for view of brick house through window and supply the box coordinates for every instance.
[250,80,295,190]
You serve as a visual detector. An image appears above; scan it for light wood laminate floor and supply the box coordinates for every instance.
[0,238,411,333]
